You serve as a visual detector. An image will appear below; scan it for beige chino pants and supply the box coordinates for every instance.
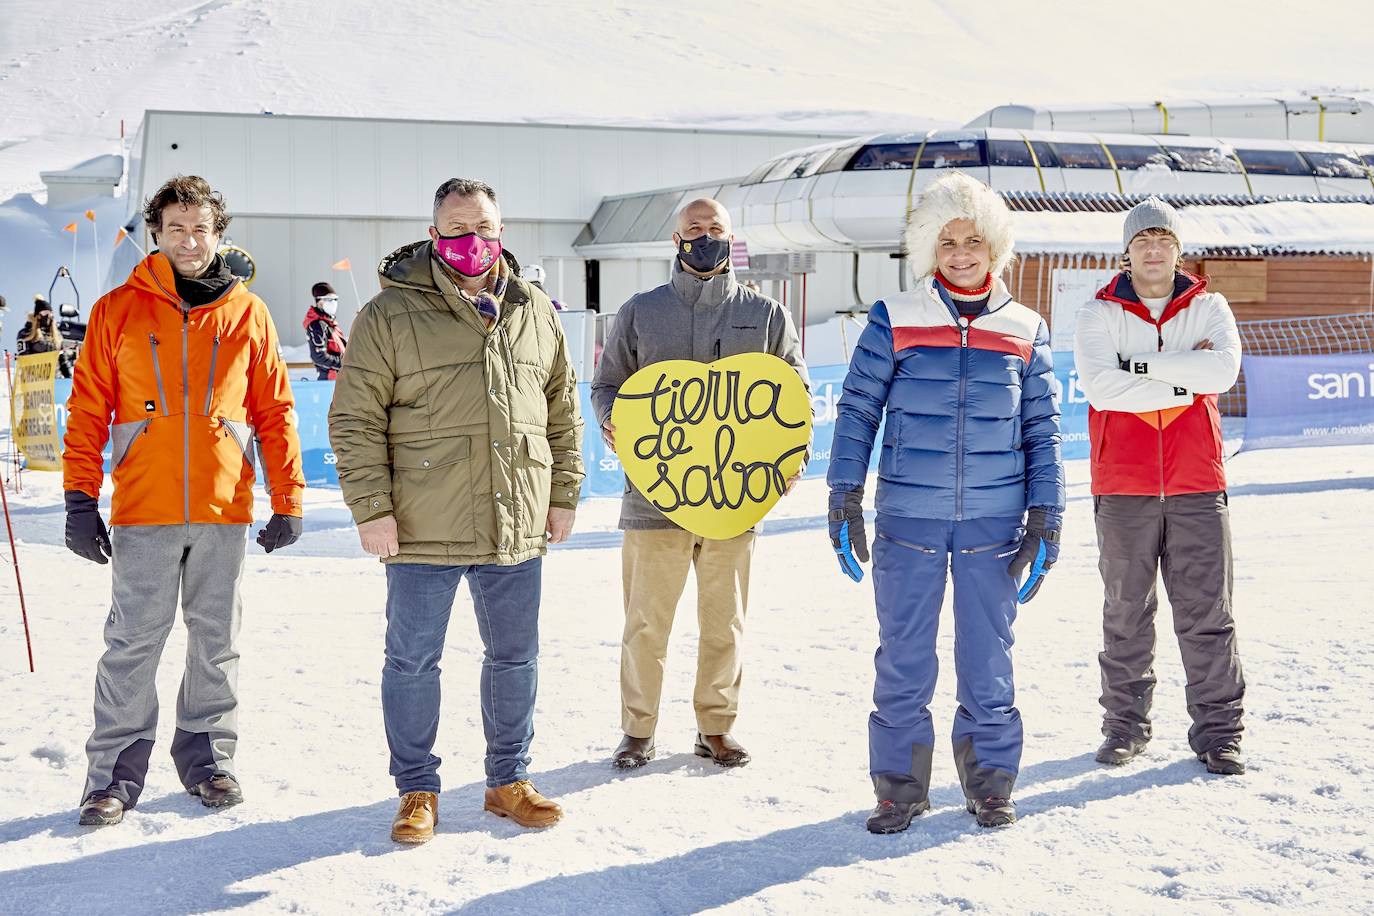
[620,528,755,738]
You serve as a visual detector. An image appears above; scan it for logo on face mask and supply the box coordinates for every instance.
[678,234,730,273]
[434,231,502,278]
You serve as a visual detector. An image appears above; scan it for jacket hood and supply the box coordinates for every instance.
[124,252,242,311]
[378,240,524,294]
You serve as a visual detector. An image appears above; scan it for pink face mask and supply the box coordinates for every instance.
[434,232,502,277]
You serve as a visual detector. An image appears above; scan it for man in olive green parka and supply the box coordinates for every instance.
[329,178,583,843]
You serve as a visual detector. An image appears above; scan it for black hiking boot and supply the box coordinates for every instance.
[188,773,244,808]
[865,798,929,834]
[1096,734,1148,766]
[966,796,1016,828]
[1198,743,1245,776]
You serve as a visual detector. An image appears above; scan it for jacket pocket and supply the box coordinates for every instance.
[876,531,939,554]
[516,433,553,540]
[391,436,474,546]
[110,419,151,469]
[219,418,256,468]
[1090,412,1109,464]
[960,539,1020,558]
[880,411,902,477]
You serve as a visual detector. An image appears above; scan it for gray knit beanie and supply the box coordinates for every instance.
[1122,197,1182,251]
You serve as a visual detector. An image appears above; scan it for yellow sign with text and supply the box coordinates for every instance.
[611,353,812,540]
[10,351,62,471]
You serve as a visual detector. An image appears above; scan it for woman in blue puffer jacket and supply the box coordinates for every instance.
[827,172,1064,833]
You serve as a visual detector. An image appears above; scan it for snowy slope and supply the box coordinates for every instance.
[2,0,1371,344]
[4,0,1373,202]
[1,447,1373,914]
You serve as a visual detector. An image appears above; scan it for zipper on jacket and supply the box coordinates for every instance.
[955,316,970,521]
[148,334,170,416]
[499,325,517,386]
[1155,321,1166,502]
[203,334,220,414]
[182,306,191,526]
[497,320,520,537]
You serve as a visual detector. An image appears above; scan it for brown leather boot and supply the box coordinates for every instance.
[612,734,655,770]
[78,794,126,827]
[188,773,244,808]
[695,732,751,767]
[483,780,563,829]
[390,791,439,844]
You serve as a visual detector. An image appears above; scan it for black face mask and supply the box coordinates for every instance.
[37,314,53,329]
[677,234,731,274]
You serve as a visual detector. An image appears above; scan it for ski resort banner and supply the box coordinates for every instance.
[48,359,1091,487]
[10,352,63,471]
[1241,353,1374,451]
[1051,350,1090,461]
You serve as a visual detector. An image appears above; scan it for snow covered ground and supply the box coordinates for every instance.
[1,445,1372,914]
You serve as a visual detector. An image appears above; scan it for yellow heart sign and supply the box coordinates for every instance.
[611,352,812,540]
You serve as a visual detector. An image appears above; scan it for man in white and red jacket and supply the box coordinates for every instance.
[304,281,347,380]
[1074,197,1246,777]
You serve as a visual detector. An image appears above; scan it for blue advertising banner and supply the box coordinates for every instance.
[47,356,1092,490]
[1050,350,1090,461]
[1241,353,1374,451]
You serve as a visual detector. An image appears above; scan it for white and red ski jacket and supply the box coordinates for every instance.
[1073,271,1241,497]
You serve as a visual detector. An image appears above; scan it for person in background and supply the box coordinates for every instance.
[828,172,1063,833]
[63,174,305,828]
[1073,197,1246,777]
[521,264,565,310]
[304,281,347,380]
[17,295,74,377]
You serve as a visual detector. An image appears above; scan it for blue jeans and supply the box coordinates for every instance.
[382,559,542,794]
[869,514,1024,802]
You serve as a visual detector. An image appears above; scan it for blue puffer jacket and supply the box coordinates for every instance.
[828,276,1064,521]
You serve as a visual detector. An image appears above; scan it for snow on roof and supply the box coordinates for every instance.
[38,154,123,183]
[1010,198,1374,257]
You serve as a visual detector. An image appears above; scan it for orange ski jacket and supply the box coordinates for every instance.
[63,253,304,525]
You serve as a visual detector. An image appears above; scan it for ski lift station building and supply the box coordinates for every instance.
[116,102,1374,363]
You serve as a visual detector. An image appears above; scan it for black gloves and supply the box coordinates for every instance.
[1008,507,1061,602]
[64,490,112,564]
[827,487,869,582]
[256,513,302,553]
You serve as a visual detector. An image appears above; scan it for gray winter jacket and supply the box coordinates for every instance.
[591,262,810,530]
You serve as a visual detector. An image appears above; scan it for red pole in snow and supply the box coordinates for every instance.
[0,463,35,673]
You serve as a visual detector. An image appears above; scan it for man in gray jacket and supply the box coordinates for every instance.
[591,198,809,770]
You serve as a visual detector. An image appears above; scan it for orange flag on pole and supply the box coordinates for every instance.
[62,222,78,233]
[114,228,127,247]
[332,258,351,270]
[84,209,97,222]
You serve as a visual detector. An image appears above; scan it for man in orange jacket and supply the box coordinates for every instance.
[62,175,305,827]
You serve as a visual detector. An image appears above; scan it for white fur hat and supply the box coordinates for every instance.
[903,172,1015,283]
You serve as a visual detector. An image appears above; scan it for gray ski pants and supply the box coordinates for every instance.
[82,523,248,806]
[1095,492,1245,754]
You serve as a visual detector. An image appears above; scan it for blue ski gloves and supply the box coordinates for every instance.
[1009,507,1061,602]
[64,490,112,565]
[828,487,869,582]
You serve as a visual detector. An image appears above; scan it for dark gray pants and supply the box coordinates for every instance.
[1095,492,1245,754]
[83,524,248,806]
